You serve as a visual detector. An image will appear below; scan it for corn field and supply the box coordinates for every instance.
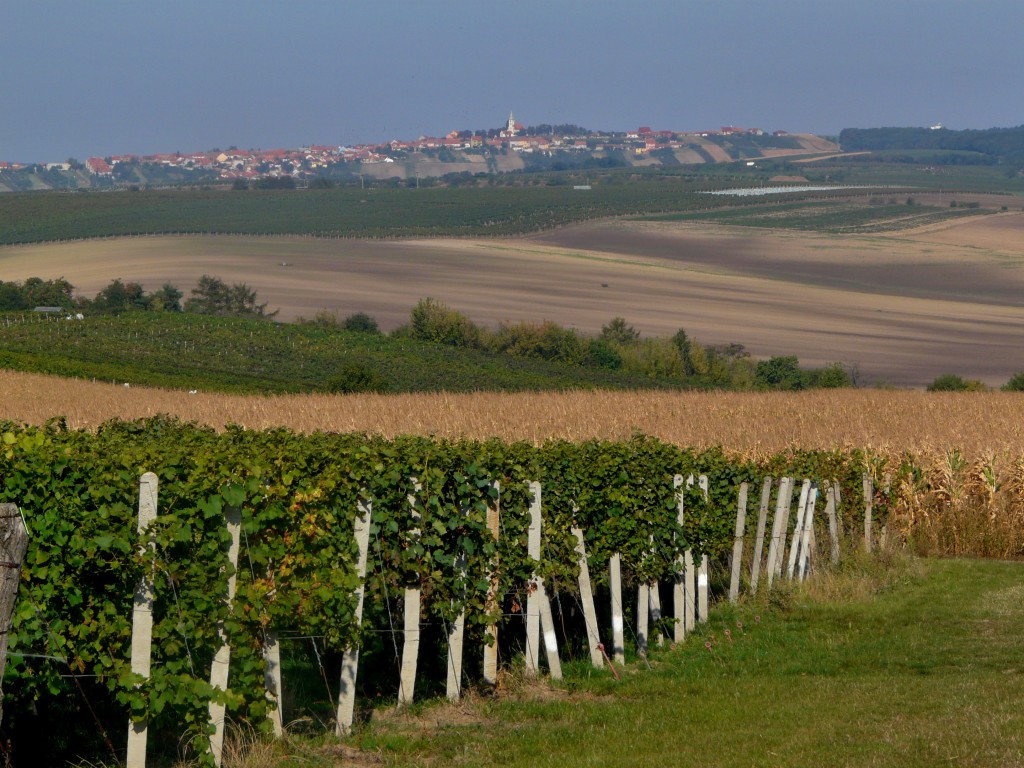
[6,369,1024,558]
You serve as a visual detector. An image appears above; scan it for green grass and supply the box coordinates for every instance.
[318,556,1024,767]
[0,311,696,393]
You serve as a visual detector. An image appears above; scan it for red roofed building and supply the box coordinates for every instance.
[86,157,112,175]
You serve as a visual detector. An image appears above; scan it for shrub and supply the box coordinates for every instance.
[927,374,966,391]
[586,338,623,369]
[1002,372,1024,392]
[617,338,687,379]
[805,362,852,389]
[325,363,389,393]
[408,298,481,348]
[342,312,380,334]
[489,321,586,364]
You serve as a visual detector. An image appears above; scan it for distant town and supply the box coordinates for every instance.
[0,114,835,191]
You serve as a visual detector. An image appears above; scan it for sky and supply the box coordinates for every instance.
[2,0,1022,163]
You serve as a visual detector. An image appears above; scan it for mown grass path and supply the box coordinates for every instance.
[352,559,1024,767]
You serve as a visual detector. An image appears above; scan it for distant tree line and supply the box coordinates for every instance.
[839,126,1024,166]
[0,275,275,318]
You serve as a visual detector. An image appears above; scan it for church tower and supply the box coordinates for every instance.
[506,111,516,133]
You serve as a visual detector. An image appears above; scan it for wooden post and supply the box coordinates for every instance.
[126,473,158,768]
[749,478,772,595]
[525,482,542,676]
[798,485,818,581]
[208,503,242,767]
[765,477,791,590]
[263,631,284,738]
[636,584,650,657]
[728,483,749,603]
[0,504,29,731]
[336,496,372,736]
[787,480,811,580]
[571,526,603,668]
[672,475,694,643]
[398,481,422,707]
[863,473,874,553]
[482,483,500,687]
[609,553,625,665]
[824,483,840,564]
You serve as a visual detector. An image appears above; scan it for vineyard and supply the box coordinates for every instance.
[0,311,694,394]
[642,200,994,233]
[0,183,734,245]
[0,417,884,765]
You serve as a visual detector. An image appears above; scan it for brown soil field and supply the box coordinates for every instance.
[4,369,1024,456]
[2,212,1024,387]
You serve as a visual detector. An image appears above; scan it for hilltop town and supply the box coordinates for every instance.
[0,114,836,191]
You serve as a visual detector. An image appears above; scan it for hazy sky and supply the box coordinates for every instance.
[2,1,1022,162]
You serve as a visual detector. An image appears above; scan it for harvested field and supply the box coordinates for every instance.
[3,369,1024,456]
[2,211,1024,387]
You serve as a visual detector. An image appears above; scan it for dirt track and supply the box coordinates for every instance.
[2,212,1024,387]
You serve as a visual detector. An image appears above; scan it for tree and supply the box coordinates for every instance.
[21,277,75,307]
[0,282,28,311]
[671,328,696,376]
[184,275,276,318]
[149,282,183,312]
[92,279,147,313]
[600,317,640,345]
[755,355,805,391]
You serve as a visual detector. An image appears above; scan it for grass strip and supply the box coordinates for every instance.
[326,556,1024,767]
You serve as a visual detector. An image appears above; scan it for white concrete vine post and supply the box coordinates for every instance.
[749,477,772,595]
[208,503,242,767]
[482,483,501,686]
[336,497,372,736]
[126,473,158,768]
[728,482,749,603]
[398,480,422,707]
